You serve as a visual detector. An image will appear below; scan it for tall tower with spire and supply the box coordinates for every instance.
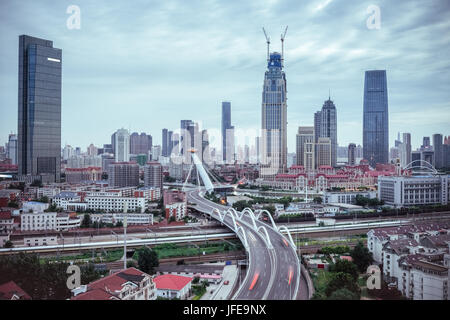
[319,96,337,167]
[260,27,288,177]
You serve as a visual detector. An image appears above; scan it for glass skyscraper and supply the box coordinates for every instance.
[363,70,389,168]
[18,35,62,182]
[221,101,234,163]
[319,97,337,167]
[261,52,287,177]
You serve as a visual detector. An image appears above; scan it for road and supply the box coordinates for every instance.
[187,189,305,300]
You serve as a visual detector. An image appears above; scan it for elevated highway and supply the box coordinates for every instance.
[187,189,304,300]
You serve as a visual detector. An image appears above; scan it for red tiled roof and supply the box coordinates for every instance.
[0,281,31,300]
[0,211,12,219]
[71,288,116,300]
[154,274,192,291]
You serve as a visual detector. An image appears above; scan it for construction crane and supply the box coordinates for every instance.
[262,27,270,62]
[281,26,288,67]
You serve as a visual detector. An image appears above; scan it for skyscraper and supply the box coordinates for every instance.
[130,132,152,155]
[400,133,411,168]
[433,134,443,169]
[319,97,337,167]
[18,35,62,182]
[114,129,130,162]
[261,52,287,177]
[314,111,322,143]
[221,101,235,163]
[7,134,17,165]
[296,126,315,171]
[348,143,356,166]
[162,129,169,157]
[363,70,389,168]
[316,137,332,167]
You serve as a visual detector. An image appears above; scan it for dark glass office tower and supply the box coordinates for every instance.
[162,129,168,157]
[18,35,62,182]
[363,70,389,168]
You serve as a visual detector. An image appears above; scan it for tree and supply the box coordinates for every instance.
[115,221,123,227]
[168,216,176,223]
[350,241,373,273]
[137,246,159,275]
[81,214,92,228]
[328,288,360,300]
[329,259,359,281]
[262,205,276,217]
[7,201,19,208]
[325,272,360,297]
[313,196,323,204]
[3,240,13,248]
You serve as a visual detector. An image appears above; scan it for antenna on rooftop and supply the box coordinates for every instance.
[262,27,271,62]
[281,26,288,67]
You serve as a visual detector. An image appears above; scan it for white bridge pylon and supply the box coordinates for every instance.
[210,206,297,250]
[182,151,215,193]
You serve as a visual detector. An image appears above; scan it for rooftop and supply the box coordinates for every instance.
[0,281,31,300]
[154,274,192,291]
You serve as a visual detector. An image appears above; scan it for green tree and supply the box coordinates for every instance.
[325,272,360,297]
[81,214,92,228]
[313,196,323,204]
[137,246,159,275]
[262,205,276,217]
[3,240,13,248]
[328,288,360,300]
[115,221,123,227]
[7,201,19,208]
[329,259,359,281]
[350,241,373,273]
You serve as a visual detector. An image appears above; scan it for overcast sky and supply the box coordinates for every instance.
[1,0,449,153]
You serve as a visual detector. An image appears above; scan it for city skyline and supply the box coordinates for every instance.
[1,0,450,153]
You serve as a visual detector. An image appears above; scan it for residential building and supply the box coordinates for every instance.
[363,70,389,168]
[65,167,102,184]
[0,281,31,300]
[18,35,62,183]
[71,267,157,300]
[163,190,187,221]
[144,162,163,192]
[154,274,192,300]
[108,162,139,188]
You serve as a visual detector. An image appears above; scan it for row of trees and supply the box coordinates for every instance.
[0,253,106,300]
[354,195,384,207]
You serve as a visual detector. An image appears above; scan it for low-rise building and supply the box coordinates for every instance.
[71,267,157,300]
[24,235,58,247]
[154,274,192,299]
[323,190,377,204]
[378,174,449,208]
[0,211,15,234]
[91,213,153,225]
[0,281,32,300]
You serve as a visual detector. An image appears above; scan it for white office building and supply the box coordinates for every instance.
[378,174,449,208]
